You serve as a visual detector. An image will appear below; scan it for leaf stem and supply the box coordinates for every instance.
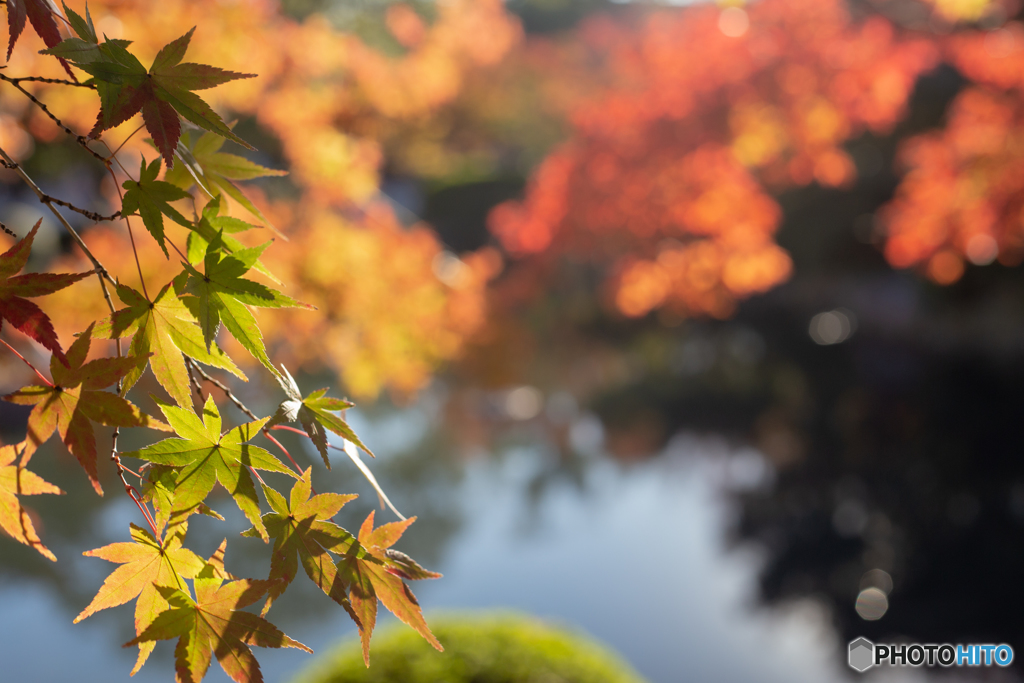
[263,430,304,477]
[105,124,146,162]
[0,338,53,386]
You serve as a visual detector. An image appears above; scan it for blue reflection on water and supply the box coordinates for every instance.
[0,424,847,683]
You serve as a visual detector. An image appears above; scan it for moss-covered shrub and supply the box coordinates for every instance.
[290,612,649,683]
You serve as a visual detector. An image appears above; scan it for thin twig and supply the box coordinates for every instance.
[186,358,258,420]
[7,75,93,88]
[40,195,120,222]
[0,144,120,311]
[0,73,107,163]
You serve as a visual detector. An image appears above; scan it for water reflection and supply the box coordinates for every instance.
[1,379,852,683]
[4,257,1024,682]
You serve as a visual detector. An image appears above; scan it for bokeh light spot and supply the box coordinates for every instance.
[718,7,750,38]
[859,569,894,596]
[966,234,998,265]
[927,250,965,284]
[855,587,889,620]
[809,309,856,345]
[506,386,544,420]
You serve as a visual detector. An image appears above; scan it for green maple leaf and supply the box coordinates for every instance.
[141,464,224,537]
[336,510,442,665]
[61,1,98,45]
[75,521,206,674]
[269,365,372,468]
[181,240,312,375]
[121,158,192,257]
[46,27,255,167]
[185,197,278,283]
[269,366,403,517]
[126,541,311,683]
[0,219,93,366]
[166,129,288,237]
[0,441,63,561]
[3,323,171,494]
[241,468,360,616]
[94,277,245,409]
[121,394,297,541]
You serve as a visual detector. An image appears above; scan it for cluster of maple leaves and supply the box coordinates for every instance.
[0,3,442,682]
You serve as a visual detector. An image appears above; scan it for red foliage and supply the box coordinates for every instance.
[490,0,939,317]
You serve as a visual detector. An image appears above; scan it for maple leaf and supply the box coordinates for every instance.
[185,197,278,283]
[75,521,206,673]
[94,277,245,409]
[0,220,92,366]
[165,129,288,238]
[181,240,312,375]
[61,1,96,45]
[121,394,298,541]
[50,27,255,167]
[141,464,224,537]
[6,0,75,77]
[269,365,372,468]
[269,366,403,517]
[39,2,129,63]
[3,323,170,494]
[240,469,359,616]
[0,441,63,561]
[126,541,311,683]
[121,158,192,257]
[336,510,442,665]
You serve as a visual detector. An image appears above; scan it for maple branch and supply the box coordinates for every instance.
[0,145,120,319]
[39,195,120,222]
[0,338,53,386]
[5,75,94,88]
[0,220,16,237]
[185,357,258,420]
[0,145,143,537]
[0,73,107,164]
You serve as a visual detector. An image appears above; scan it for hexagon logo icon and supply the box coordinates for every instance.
[849,637,875,672]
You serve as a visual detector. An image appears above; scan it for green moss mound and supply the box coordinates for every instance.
[290,612,649,683]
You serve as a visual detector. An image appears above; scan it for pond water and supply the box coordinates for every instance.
[0,396,854,683]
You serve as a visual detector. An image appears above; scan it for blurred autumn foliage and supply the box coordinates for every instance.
[489,0,1024,319]
[1,0,516,399]
[5,0,1024,398]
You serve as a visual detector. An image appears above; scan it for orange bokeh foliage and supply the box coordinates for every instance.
[0,0,520,398]
[490,0,939,318]
[881,23,1024,281]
